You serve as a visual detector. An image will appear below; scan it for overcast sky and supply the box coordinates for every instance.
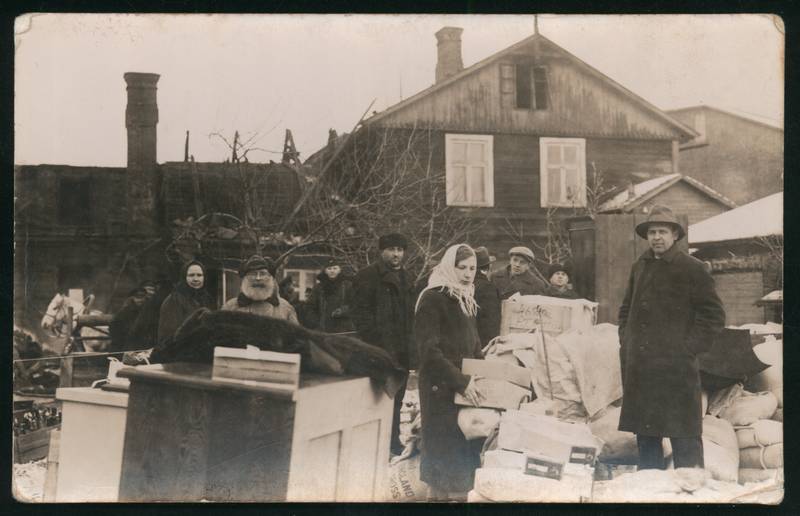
[14,13,784,167]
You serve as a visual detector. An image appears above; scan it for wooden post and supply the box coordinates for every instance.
[43,429,61,502]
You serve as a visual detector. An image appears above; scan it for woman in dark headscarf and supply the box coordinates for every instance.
[305,257,354,333]
[157,260,215,347]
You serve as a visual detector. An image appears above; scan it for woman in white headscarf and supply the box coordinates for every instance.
[414,244,485,501]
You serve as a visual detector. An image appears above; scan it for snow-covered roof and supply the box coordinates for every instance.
[689,192,782,244]
[598,173,736,213]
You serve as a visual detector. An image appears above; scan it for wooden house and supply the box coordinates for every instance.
[667,105,783,206]
[314,27,699,273]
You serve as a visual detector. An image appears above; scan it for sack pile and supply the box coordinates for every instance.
[592,468,755,503]
[708,382,783,484]
[467,410,600,502]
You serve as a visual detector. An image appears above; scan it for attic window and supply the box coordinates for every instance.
[513,64,549,110]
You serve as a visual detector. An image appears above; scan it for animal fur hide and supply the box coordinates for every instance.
[150,308,407,397]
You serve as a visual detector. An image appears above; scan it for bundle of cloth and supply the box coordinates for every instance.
[150,308,407,397]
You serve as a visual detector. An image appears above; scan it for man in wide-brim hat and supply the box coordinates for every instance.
[617,205,725,470]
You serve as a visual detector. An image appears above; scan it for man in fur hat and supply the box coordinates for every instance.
[544,263,581,299]
[352,232,416,455]
[618,205,725,470]
[222,255,299,324]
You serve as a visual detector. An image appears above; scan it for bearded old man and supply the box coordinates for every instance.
[222,255,299,324]
[618,205,725,470]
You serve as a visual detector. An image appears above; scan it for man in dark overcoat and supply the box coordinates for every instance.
[618,205,725,469]
[352,233,415,454]
[472,246,501,347]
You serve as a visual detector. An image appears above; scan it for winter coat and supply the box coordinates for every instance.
[415,288,484,493]
[110,297,144,352]
[221,292,299,325]
[305,273,354,333]
[491,266,548,300]
[157,283,215,347]
[351,260,416,370]
[544,284,582,300]
[474,272,501,347]
[617,244,725,438]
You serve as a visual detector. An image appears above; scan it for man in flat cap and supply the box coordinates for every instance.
[473,246,501,347]
[491,246,548,300]
[352,233,416,455]
[618,205,725,470]
[222,255,299,324]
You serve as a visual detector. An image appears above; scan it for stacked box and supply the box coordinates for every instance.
[212,346,301,388]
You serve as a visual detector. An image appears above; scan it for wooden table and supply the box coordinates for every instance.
[117,363,393,502]
[54,387,129,502]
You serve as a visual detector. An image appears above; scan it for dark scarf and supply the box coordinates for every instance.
[176,280,213,308]
[317,273,343,296]
[237,290,279,307]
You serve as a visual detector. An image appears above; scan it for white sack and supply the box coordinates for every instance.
[740,443,783,470]
[718,391,778,426]
[738,467,783,485]
[588,406,638,463]
[735,419,782,449]
[458,408,502,440]
[385,454,428,502]
[702,415,739,483]
[746,338,783,408]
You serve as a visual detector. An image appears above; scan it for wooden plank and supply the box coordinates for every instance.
[43,429,60,502]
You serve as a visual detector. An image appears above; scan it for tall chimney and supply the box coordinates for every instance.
[435,27,463,84]
[124,72,160,234]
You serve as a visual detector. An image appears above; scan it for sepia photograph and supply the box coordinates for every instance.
[12,13,784,504]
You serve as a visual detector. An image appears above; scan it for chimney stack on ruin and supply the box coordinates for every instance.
[124,72,160,234]
[435,27,464,84]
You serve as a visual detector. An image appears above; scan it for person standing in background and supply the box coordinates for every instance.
[351,233,415,455]
[491,246,548,300]
[472,246,501,347]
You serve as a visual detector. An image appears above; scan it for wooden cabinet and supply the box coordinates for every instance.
[54,387,129,502]
[117,363,393,502]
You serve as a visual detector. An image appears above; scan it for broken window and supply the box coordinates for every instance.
[512,64,549,110]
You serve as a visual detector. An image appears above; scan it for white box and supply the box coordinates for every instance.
[454,379,531,410]
[500,295,598,335]
[461,358,531,388]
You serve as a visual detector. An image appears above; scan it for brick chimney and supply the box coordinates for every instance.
[124,72,159,234]
[435,27,464,84]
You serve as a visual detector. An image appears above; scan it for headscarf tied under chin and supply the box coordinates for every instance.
[415,244,479,317]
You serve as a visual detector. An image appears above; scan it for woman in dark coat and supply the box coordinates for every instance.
[157,260,215,347]
[305,258,354,333]
[414,244,485,500]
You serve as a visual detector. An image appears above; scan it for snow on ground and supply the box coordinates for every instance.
[13,459,46,502]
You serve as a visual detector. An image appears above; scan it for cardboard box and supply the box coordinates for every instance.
[483,449,527,471]
[454,379,531,410]
[500,295,598,335]
[497,410,601,465]
[461,358,531,388]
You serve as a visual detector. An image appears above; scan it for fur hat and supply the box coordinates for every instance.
[635,205,686,240]
[238,255,277,278]
[547,263,571,279]
[378,233,408,250]
[474,246,496,268]
[508,246,535,263]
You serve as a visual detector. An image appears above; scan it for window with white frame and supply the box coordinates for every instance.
[445,134,494,207]
[539,137,587,207]
[283,269,318,301]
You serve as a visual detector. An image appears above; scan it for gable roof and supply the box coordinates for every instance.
[366,32,697,141]
[599,173,737,213]
[667,105,784,133]
[689,192,782,245]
